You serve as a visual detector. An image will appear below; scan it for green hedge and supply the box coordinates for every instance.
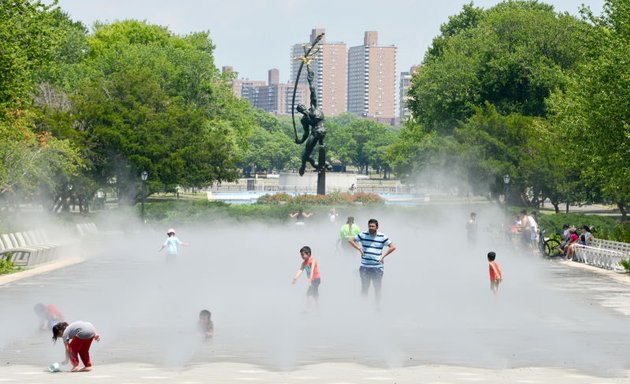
[143,200,314,225]
[257,192,384,205]
[140,193,382,226]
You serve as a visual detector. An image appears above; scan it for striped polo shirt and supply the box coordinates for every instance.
[355,231,392,269]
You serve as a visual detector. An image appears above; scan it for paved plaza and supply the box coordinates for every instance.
[1,225,629,383]
[1,361,629,384]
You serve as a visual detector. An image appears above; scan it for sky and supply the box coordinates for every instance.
[53,0,605,83]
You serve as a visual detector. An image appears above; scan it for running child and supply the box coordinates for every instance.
[291,246,321,308]
[158,228,188,262]
[52,321,100,372]
[487,251,503,294]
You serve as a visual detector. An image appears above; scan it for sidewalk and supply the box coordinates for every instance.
[0,257,84,286]
[560,258,630,286]
[2,362,629,384]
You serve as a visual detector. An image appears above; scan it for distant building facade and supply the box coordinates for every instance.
[399,65,419,122]
[290,28,347,117]
[225,67,308,115]
[347,31,397,124]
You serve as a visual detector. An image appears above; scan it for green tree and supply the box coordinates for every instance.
[67,21,253,203]
[0,1,86,205]
[548,0,630,218]
[344,119,397,175]
[241,110,297,174]
[425,2,484,62]
[325,113,360,168]
[0,0,61,113]
[387,122,459,182]
[0,128,83,202]
[409,0,590,134]
[455,104,562,205]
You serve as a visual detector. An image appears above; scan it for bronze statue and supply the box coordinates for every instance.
[292,33,330,176]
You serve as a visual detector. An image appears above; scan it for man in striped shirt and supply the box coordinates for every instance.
[348,219,397,302]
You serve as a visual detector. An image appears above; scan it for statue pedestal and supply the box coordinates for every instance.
[279,173,357,194]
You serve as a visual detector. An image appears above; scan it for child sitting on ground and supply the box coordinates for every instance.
[34,303,64,330]
[198,309,213,339]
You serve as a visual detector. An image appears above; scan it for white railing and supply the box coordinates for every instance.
[574,238,630,272]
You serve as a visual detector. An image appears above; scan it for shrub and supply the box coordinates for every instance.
[256,192,383,206]
[0,254,16,275]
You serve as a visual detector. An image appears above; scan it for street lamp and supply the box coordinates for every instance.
[503,174,510,212]
[66,184,73,212]
[141,170,148,224]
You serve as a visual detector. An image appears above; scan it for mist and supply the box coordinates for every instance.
[1,203,629,377]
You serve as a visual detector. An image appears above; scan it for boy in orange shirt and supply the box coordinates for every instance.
[292,246,321,308]
[488,251,503,294]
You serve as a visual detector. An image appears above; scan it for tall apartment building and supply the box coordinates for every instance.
[347,31,397,124]
[290,28,347,116]
[399,65,419,122]
[255,69,309,115]
[224,67,308,115]
[223,66,265,100]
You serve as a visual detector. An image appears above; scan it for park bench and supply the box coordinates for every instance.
[573,238,630,272]
[0,230,58,266]
[76,222,99,237]
[76,223,123,239]
[75,222,122,237]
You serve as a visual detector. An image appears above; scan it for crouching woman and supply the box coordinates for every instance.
[52,321,100,372]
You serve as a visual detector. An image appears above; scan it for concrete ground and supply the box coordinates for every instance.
[1,361,629,384]
[1,231,629,384]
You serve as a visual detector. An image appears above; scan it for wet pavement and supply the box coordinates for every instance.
[1,228,629,383]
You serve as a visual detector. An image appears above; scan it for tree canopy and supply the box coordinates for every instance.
[547,0,630,216]
[409,0,590,135]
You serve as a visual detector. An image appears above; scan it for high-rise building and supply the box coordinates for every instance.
[290,28,347,116]
[399,65,419,122]
[268,68,280,85]
[222,66,264,99]
[347,31,397,124]
[255,69,309,115]
[226,67,308,115]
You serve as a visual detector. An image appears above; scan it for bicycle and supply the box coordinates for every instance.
[539,229,562,257]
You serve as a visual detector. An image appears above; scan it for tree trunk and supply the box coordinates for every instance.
[52,196,62,212]
[551,201,560,214]
[565,202,570,214]
[617,201,627,221]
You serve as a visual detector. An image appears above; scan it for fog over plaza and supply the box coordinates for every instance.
[1,203,629,377]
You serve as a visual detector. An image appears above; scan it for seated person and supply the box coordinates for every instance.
[570,225,593,251]
[34,303,64,330]
[564,227,582,260]
[558,224,571,255]
[198,309,213,339]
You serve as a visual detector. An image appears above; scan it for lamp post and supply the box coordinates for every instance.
[65,184,73,212]
[503,174,510,213]
[141,170,148,224]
